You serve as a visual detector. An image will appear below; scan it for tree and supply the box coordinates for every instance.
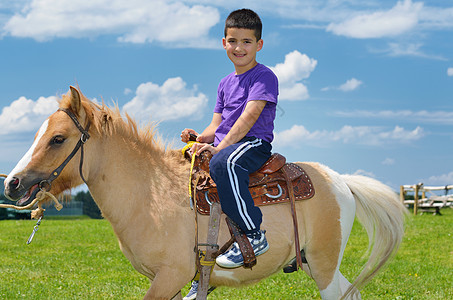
[74,190,102,219]
[0,179,6,200]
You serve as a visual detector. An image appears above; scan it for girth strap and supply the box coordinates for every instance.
[282,165,304,271]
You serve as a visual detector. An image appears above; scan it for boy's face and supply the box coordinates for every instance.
[223,27,263,75]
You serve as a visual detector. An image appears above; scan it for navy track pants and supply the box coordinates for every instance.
[210,137,272,234]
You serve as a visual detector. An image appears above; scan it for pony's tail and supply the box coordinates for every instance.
[341,174,408,299]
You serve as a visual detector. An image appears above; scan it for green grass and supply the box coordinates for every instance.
[0,209,452,299]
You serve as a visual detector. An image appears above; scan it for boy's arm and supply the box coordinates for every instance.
[198,113,222,143]
[181,113,221,143]
[217,100,266,150]
[194,100,266,155]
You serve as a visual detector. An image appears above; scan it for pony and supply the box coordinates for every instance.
[4,87,407,299]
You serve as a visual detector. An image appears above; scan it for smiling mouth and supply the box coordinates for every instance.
[16,184,40,206]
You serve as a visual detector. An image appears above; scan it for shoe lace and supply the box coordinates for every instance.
[190,281,198,291]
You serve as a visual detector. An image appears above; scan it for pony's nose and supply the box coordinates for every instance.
[7,177,21,191]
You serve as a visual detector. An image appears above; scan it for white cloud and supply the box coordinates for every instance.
[179,0,453,31]
[323,78,362,92]
[2,0,219,48]
[269,50,317,101]
[122,77,208,122]
[372,42,447,60]
[448,68,453,76]
[352,169,376,178]
[0,96,58,135]
[3,1,452,45]
[339,78,363,91]
[334,109,453,125]
[424,172,453,185]
[387,42,422,56]
[273,125,310,145]
[382,158,395,165]
[273,124,424,147]
[419,6,453,30]
[326,0,423,38]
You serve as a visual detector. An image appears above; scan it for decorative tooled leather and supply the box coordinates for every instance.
[188,152,316,216]
[225,217,256,269]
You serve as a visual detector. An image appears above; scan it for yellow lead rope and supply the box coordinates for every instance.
[181,141,199,202]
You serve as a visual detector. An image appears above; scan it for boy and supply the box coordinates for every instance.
[181,9,278,296]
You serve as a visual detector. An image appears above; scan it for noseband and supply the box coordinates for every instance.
[38,108,91,192]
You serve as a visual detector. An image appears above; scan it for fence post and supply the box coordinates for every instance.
[414,184,420,215]
[399,186,405,204]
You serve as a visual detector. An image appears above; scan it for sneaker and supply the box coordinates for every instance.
[183,280,198,300]
[216,230,269,268]
[183,280,216,300]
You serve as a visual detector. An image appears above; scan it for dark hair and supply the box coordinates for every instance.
[224,9,262,41]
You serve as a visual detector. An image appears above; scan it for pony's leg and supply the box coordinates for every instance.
[301,199,354,300]
[302,188,357,298]
[338,272,361,299]
[143,267,187,300]
[143,291,182,300]
[318,270,361,300]
[171,291,182,300]
[143,285,182,300]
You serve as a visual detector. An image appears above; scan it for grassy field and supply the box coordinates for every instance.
[0,209,452,299]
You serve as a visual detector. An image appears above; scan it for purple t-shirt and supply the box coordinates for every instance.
[213,63,279,146]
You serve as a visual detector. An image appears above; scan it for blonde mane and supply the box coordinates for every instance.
[58,89,183,162]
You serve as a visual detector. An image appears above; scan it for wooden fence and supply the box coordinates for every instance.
[400,184,453,215]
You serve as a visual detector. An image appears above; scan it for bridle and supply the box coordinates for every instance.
[0,108,91,243]
[38,108,91,193]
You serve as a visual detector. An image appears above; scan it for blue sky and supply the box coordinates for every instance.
[0,0,452,191]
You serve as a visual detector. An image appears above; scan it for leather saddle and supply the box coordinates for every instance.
[185,151,315,215]
[184,147,314,273]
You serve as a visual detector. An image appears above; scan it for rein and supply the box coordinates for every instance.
[181,140,199,207]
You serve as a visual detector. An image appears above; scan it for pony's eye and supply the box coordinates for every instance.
[51,135,65,145]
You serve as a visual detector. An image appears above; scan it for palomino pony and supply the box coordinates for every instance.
[4,87,407,299]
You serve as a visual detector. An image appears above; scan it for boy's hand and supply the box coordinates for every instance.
[189,143,219,156]
[181,128,212,143]
[181,128,198,143]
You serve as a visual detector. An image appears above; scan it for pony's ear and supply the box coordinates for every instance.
[69,86,82,116]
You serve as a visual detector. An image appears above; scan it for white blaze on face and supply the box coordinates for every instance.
[6,119,49,183]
